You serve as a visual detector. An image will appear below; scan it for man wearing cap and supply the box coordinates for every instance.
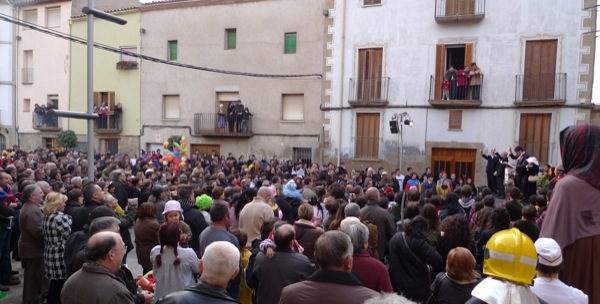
[531,238,588,304]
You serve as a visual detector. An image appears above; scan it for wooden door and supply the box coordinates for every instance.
[355,113,380,159]
[431,148,477,181]
[191,144,220,158]
[357,48,383,101]
[519,114,551,165]
[523,40,557,101]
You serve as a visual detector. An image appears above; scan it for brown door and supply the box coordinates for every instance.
[355,113,380,159]
[519,114,551,165]
[446,0,475,16]
[523,40,557,101]
[191,144,220,158]
[357,48,383,101]
[431,148,477,181]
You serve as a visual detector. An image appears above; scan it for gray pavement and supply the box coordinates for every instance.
[4,228,143,304]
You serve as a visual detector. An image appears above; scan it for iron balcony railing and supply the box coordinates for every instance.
[348,77,390,105]
[22,68,33,84]
[33,112,61,130]
[515,73,566,102]
[435,0,485,21]
[194,113,253,136]
[95,111,122,133]
[429,74,484,101]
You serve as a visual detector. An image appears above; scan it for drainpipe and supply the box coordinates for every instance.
[336,0,346,166]
[11,3,18,147]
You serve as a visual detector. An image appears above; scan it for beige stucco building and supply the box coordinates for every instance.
[14,0,71,150]
[139,0,330,163]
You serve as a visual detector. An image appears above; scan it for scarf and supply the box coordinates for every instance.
[471,277,540,304]
[560,124,600,190]
[179,199,196,211]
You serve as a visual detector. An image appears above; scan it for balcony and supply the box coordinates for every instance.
[95,112,122,134]
[428,75,483,108]
[33,113,62,131]
[194,113,253,138]
[22,68,33,84]
[116,61,138,70]
[435,0,485,23]
[348,77,390,107]
[515,73,567,107]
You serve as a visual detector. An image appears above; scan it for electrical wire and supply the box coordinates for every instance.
[0,12,322,79]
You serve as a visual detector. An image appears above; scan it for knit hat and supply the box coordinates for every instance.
[162,200,184,215]
[195,194,212,211]
[534,238,563,266]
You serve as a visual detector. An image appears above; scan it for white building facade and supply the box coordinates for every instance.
[14,0,71,151]
[0,1,15,150]
[325,0,596,185]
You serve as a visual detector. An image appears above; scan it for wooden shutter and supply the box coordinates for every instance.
[108,92,115,110]
[168,41,177,60]
[445,0,457,16]
[227,30,236,49]
[357,49,368,100]
[370,48,383,100]
[449,110,462,130]
[523,40,557,101]
[284,33,297,54]
[93,92,101,108]
[356,113,380,159]
[435,44,445,99]
[464,43,473,67]
[519,114,551,165]
[357,48,383,101]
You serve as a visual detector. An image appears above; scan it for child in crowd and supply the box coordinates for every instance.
[163,200,193,248]
[231,229,253,304]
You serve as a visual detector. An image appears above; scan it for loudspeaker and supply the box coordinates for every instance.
[389,121,398,134]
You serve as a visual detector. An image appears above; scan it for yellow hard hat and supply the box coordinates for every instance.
[483,228,537,285]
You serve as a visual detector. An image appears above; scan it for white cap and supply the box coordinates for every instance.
[535,238,563,266]
[162,200,184,215]
[526,157,539,167]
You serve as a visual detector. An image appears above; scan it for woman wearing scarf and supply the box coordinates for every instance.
[540,124,600,303]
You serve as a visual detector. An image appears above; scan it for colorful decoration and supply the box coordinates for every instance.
[158,136,188,175]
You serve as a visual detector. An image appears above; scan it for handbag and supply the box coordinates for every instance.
[528,175,539,182]
[425,273,448,304]
[401,232,433,285]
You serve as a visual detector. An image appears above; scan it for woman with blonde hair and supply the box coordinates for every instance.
[42,192,72,304]
[430,247,481,304]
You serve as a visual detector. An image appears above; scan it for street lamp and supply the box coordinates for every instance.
[390,112,414,173]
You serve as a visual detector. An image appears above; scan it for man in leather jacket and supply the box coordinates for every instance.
[157,241,240,304]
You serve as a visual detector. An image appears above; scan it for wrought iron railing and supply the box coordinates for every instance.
[95,112,122,133]
[194,113,253,135]
[515,73,566,102]
[33,112,61,130]
[429,74,484,101]
[435,0,485,19]
[348,77,390,104]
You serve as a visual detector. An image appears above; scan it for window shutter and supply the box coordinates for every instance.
[464,43,473,67]
[285,33,297,53]
[227,30,237,49]
[435,44,445,99]
[449,110,462,130]
[108,92,115,111]
[169,41,177,60]
[93,92,101,108]
[47,7,60,27]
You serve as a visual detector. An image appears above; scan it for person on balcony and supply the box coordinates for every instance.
[241,107,252,133]
[113,102,122,129]
[227,102,235,133]
[34,104,43,127]
[217,104,226,133]
[442,77,450,100]
[457,66,470,100]
[234,100,244,132]
[444,66,457,99]
[469,62,483,100]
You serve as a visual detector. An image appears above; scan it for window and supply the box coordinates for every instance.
[0,135,5,151]
[225,29,236,49]
[43,138,58,149]
[523,40,558,101]
[23,9,37,28]
[46,7,60,28]
[106,139,119,154]
[519,113,551,165]
[120,46,137,62]
[282,94,304,121]
[163,95,180,119]
[355,113,380,159]
[168,41,177,61]
[363,0,381,5]
[434,43,473,99]
[23,50,33,84]
[293,148,312,165]
[23,99,31,112]
[284,33,297,54]
[449,110,462,130]
[47,95,59,109]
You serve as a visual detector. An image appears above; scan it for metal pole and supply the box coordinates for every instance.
[86,0,94,181]
[399,123,404,175]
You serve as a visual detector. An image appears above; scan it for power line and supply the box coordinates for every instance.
[0,12,322,79]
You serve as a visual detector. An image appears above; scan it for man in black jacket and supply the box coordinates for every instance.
[71,183,105,233]
[157,241,241,304]
[179,185,208,256]
[111,170,130,210]
[481,148,499,195]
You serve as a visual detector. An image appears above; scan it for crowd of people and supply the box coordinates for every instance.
[0,123,598,304]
